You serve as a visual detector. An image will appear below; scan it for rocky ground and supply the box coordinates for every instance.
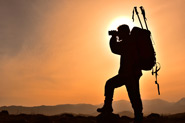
[0,110,185,123]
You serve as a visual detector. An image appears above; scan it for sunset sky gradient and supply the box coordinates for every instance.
[0,0,185,106]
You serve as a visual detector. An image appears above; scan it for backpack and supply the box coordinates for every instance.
[131,27,156,70]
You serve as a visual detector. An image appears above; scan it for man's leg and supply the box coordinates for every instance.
[97,75,125,113]
[126,76,143,122]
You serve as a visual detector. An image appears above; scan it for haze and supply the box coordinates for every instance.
[0,0,185,106]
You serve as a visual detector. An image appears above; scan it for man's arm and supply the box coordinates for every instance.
[109,36,124,55]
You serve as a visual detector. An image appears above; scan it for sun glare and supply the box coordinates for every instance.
[108,16,136,31]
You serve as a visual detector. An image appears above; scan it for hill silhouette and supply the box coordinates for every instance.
[0,98,185,116]
[0,104,97,116]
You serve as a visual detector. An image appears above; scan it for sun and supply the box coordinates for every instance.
[108,16,136,31]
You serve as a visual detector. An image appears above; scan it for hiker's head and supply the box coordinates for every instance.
[117,24,130,40]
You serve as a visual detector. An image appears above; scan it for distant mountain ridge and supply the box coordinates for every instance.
[0,104,97,116]
[0,98,185,116]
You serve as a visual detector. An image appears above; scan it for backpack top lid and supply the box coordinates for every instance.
[131,27,151,36]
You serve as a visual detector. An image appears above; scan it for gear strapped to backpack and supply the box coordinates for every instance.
[131,6,161,95]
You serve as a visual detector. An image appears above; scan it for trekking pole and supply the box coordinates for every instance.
[140,6,148,30]
[134,7,143,29]
[139,6,155,45]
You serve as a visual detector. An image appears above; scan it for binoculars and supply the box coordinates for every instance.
[108,30,118,36]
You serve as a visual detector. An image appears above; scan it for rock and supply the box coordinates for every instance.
[147,113,160,118]
[96,113,120,123]
[0,110,9,115]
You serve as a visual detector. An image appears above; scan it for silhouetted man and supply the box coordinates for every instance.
[97,24,143,122]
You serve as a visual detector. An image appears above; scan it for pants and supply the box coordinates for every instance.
[104,74,143,115]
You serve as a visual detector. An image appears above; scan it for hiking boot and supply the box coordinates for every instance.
[134,112,143,123]
[97,105,113,113]
[97,99,113,113]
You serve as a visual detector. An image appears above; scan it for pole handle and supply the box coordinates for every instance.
[134,7,138,15]
[140,6,148,30]
[134,7,143,29]
[140,6,146,20]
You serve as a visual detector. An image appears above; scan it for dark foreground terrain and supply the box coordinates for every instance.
[0,111,185,123]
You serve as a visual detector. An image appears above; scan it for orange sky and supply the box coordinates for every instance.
[0,0,185,106]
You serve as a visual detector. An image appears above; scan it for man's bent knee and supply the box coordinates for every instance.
[105,79,113,88]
